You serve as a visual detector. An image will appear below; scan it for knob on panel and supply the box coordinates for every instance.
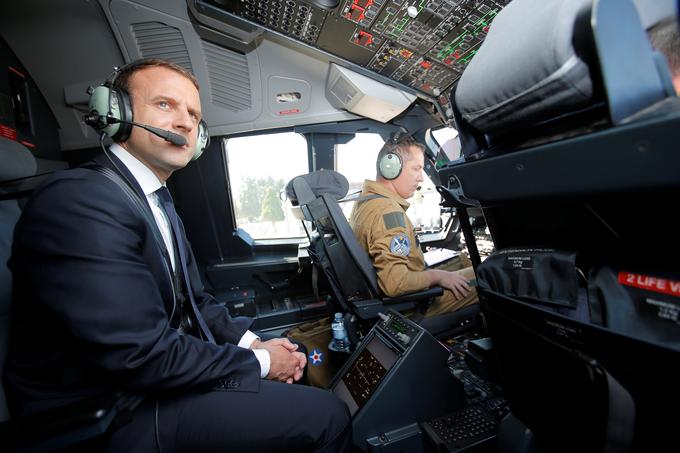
[308,0,340,10]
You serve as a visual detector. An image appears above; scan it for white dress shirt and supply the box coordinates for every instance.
[110,144,269,377]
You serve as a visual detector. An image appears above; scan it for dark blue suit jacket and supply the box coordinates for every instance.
[5,153,260,416]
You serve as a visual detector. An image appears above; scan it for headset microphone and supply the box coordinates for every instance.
[83,113,187,146]
[116,119,187,146]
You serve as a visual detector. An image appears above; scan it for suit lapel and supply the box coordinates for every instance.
[91,152,176,308]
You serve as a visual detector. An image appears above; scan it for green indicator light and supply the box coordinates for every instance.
[436,10,498,61]
[473,10,497,27]
[460,49,477,64]
[378,8,394,28]
[393,323,405,333]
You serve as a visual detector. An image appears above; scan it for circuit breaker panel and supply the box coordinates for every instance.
[194,0,511,99]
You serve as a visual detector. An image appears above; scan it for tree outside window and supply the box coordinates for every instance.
[225,132,308,240]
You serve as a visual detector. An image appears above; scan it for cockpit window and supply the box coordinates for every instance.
[335,132,383,200]
[224,132,309,240]
[429,126,461,166]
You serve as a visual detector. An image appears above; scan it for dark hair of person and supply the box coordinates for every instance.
[113,58,200,94]
[649,17,680,76]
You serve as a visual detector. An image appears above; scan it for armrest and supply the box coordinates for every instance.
[382,286,444,305]
[351,298,421,320]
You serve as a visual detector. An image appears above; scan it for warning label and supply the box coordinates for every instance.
[618,272,680,298]
[504,255,534,271]
[0,124,17,141]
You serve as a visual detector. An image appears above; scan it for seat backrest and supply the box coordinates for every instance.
[287,171,380,311]
[0,137,37,422]
[453,0,676,156]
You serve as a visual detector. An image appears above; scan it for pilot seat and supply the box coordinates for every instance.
[285,169,478,345]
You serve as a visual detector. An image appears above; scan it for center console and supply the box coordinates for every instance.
[331,310,466,449]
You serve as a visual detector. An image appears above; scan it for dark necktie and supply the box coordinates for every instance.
[155,186,216,344]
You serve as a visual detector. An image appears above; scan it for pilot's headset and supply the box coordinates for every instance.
[85,58,210,161]
[377,130,411,180]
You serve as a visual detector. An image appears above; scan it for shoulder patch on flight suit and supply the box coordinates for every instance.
[389,233,410,256]
[383,212,406,230]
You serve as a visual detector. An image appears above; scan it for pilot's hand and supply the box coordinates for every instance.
[252,338,305,383]
[291,350,307,382]
[434,270,472,300]
[251,337,298,352]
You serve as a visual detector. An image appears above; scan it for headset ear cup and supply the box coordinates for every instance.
[86,85,133,141]
[192,120,210,161]
[379,152,402,180]
[88,85,120,138]
[112,88,133,142]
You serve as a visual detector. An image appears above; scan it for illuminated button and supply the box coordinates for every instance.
[396,333,410,345]
[378,312,391,324]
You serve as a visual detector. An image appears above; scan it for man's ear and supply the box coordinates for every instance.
[672,74,680,94]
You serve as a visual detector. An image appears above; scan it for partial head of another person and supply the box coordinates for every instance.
[648,17,680,94]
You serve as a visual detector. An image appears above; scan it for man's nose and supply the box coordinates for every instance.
[174,109,195,132]
[417,172,424,182]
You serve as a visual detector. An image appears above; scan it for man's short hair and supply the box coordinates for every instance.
[113,58,200,95]
[649,17,680,76]
[375,133,425,178]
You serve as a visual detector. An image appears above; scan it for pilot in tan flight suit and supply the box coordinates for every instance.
[349,133,478,318]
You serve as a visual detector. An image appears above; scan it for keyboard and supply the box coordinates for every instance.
[422,404,497,452]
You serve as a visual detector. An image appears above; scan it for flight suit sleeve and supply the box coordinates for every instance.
[366,210,430,296]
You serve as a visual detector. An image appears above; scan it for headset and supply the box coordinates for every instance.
[84,58,210,161]
[377,130,411,180]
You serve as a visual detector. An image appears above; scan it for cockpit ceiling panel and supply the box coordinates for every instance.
[197,0,511,98]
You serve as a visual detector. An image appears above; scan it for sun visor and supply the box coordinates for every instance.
[325,64,416,123]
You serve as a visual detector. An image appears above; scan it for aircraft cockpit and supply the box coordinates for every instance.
[1,0,679,451]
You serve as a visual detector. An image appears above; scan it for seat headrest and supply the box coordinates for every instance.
[0,137,37,183]
[455,0,596,136]
[286,170,349,206]
[633,0,676,29]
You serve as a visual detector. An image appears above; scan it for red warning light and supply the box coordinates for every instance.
[354,30,374,46]
[355,0,374,8]
[348,4,366,21]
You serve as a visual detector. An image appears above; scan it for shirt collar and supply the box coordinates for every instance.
[109,143,164,196]
[361,179,410,210]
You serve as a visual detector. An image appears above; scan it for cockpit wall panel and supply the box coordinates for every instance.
[0,0,124,151]
[105,0,358,137]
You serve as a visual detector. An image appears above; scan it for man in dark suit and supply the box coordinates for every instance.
[5,59,351,452]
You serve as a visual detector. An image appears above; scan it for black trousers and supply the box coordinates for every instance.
[102,379,351,453]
